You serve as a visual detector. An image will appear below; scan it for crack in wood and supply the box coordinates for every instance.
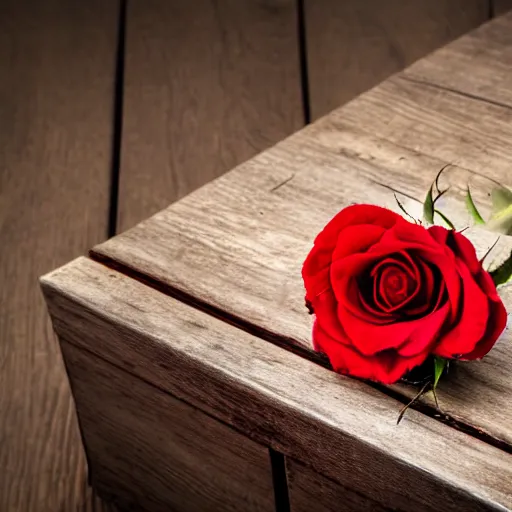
[87,251,512,455]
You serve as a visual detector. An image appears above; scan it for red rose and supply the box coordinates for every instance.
[302,204,507,384]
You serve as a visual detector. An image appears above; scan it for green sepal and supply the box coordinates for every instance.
[465,186,485,225]
[434,209,455,230]
[433,356,447,390]
[486,207,512,235]
[491,185,512,213]
[489,249,512,286]
[394,194,418,224]
[423,183,435,224]
[424,166,450,225]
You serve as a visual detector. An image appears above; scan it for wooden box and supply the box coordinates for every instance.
[41,17,512,512]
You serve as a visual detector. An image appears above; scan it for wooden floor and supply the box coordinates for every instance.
[0,1,503,510]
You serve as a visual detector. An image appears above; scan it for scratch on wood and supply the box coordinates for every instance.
[367,178,420,203]
[270,174,295,192]
[399,74,512,112]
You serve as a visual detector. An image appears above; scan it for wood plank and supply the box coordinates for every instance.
[117,0,303,232]
[493,0,512,15]
[338,75,512,179]
[41,257,512,511]
[59,340,275,512]
[404,13,512,107]
[304,0,488,119]
[92,38,512,447]
[286,458,387,512]
[0,1,118,510]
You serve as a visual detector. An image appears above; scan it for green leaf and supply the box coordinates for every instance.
[423,183,435,224]
[434,209,455,230]
[424,165,450,225]
[465,186,485,225]
[491,185,512,214]
[486,204,512,236]
[489,249,512,286]
[433,357,447,390]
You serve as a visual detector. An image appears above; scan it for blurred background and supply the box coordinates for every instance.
[1,1,510,510]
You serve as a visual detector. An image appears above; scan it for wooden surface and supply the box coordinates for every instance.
[60,340,275,512]
[494,0,512,15]
[304,0,488,119]
[117,0,303,231]
[404,13,512,107]
[92,13,512,451]
[0,1,118,511]
[41,257,512,511]
[286,458,387,512]
[2,2,505,509]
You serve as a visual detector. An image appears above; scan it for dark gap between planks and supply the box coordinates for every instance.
[88,251,512,455]
[296,0,311,125]
[270,449,291,512]
[108,0,127,238]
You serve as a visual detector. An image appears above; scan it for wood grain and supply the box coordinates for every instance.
[92,15,512,451]
[60,340,275,512]
[304,0,488,119]
[117,0,303,232]
[404,13,512,108]
[0,1,118,510]
[41,257,512,511]
[91,110,512,448]
[286,458,387,512]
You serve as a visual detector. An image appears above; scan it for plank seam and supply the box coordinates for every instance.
[296,0,311,124]
[87,251,512,455]
[108,0,128,238]
[269,449,291,512]
[399,74,512,112]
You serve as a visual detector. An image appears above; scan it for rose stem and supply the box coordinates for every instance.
[396,381,431,425]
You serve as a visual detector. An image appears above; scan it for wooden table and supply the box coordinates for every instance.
[41,12,512,512]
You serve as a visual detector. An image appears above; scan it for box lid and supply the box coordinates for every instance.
[92,15,512,458]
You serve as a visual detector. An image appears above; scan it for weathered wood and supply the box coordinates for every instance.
[41,257,512,511]
[91,108,512,449]
[0,1,118,510]
[404,12,512,107]
[60,341,275,512]
[92,14,512,450]
[117,0,303,231]
[304,0,488,119]
[286,458,387,512]
[339,76,512,179]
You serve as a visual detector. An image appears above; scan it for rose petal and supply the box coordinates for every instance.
[311,288,352,346]
[336,301,426,356]
[303,211,391,301]
[434,261,489,358]
[398,303,450,356]
[410,248,460,323]
[404,258,437,316]
[312,321,430,384]
[449,231,481,274]
[476,270,501,302]
[332,244,459,319]
[378,221,441,251]
[428,225,449,245]
[460,298,508,360]
[332,224,386,261]
[374,261,419,312]
[336,276,394,324]
[304,205,401,281]
[371,348,432,384]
